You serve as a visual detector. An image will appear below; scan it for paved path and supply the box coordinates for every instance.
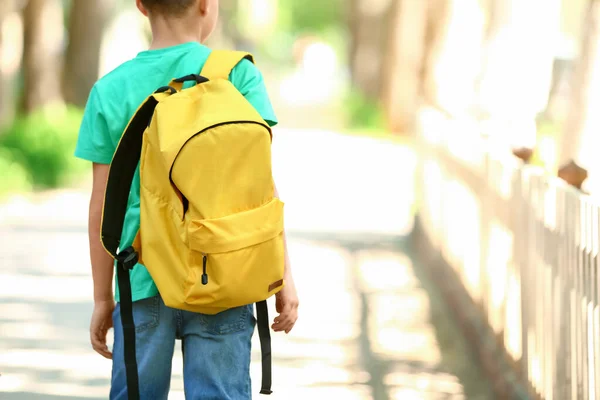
[0,129,493,399]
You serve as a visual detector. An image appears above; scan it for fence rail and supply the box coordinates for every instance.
[415,107,600,400]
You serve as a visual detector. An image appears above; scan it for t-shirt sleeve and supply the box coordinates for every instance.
[230,59,278,127]
[74,85,115,164]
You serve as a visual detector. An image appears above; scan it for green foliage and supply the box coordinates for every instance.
[277,0,346,35]
[249,0,348,65]
[0,105,86,191]
[536,118,562,140]
[0,149,33,198]
[345,88,386,131]
[530,118,562,170]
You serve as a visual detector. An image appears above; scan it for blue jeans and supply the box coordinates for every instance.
[110,295,256,399]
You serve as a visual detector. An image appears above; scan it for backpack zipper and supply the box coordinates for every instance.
[168,120,271,216]
[169,120,270,183]
[202,254,209,285]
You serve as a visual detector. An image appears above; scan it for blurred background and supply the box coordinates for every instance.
[2,0,600,399]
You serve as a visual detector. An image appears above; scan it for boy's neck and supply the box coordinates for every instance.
[148,16,204,50]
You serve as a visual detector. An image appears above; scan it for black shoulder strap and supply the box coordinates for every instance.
[101,94,160,400]
[256,300,273,394]
[101,95,159,258]
[116,249,140,400]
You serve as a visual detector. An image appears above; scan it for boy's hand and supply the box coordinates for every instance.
[90,300,115,359]
[272,276,299,334]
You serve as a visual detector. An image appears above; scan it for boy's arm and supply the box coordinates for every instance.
[89,163,114,302]
[75,85,118,358]
[75,86,115,301]
[274,183,292,278]
[272,182,299,334]
[230,60,278,127]
[88,162,116,359]
[231,60,298,332]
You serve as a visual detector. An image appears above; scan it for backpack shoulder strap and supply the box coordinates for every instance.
[100,89,172,400]
[101,90,169,258]
[200,50,254,80]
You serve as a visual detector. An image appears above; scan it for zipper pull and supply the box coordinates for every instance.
[202,254,209,285]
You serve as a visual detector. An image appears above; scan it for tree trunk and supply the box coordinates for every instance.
[472,0,500,110]
[381,0,429,134]
[348,0,396,101]
[221,0,246,49]
[544,0,588,123]
[420,0,453,110]
[558,0,600,172]
[63,0,115,107]
[476,0,559,145]
[21,0,63,113]
[0,0,16,126]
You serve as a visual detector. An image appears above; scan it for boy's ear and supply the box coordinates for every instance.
[198,0,208,15]
[136,0,149,16]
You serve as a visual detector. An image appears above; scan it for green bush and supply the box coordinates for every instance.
[345,88,386,131]
[0,105,86,190]
[0,149,33,197]
[530,118,562,171]
[277,0,344,35]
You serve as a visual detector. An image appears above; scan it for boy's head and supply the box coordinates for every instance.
[136,0,219,43]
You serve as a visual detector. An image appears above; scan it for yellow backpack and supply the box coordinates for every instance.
[101,51,285,398]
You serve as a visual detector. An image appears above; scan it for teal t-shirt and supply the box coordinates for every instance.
[75,41,278,303]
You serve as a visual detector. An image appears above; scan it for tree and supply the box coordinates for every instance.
[418,0,488,117]
[348,0,396,101]
[21,0,63,113]
[382,0,430,133]
[0,0,16,126]
[420,0,452,110]
[557,0,600,189]
[63,0,115,107]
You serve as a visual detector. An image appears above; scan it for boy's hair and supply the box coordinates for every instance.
[141,0,196,16]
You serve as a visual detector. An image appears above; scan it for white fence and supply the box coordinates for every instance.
[416,107,600,400]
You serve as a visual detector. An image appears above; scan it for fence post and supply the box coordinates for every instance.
[480,137,491,326]
[519,168,531,392]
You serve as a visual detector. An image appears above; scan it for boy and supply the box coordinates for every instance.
[74,0,299,398]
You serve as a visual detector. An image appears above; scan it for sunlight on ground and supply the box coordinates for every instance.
[356,252,442,366]
[271,129,416,236]
[0,190,89,228]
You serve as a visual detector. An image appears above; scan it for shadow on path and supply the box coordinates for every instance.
[286,231,495,400]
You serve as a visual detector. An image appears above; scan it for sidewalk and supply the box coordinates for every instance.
[0,129,492,399]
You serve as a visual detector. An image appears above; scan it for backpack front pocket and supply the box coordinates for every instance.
[184,198,286,310]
